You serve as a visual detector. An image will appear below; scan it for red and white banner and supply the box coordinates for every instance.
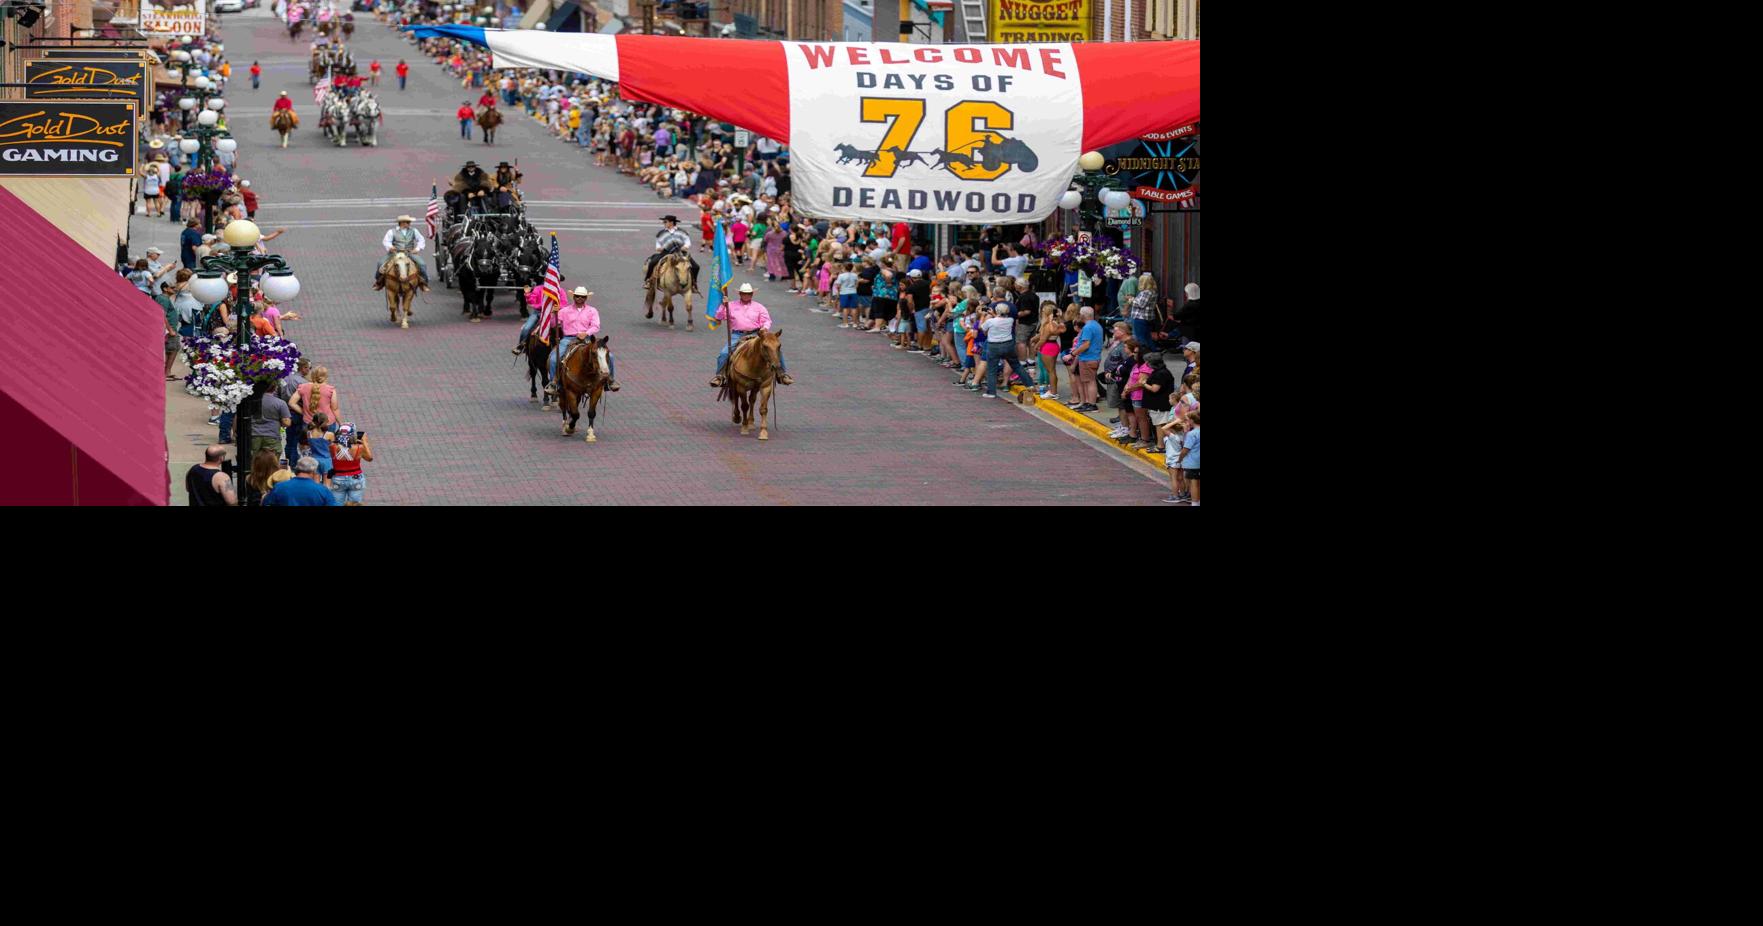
[420,27,1199,225]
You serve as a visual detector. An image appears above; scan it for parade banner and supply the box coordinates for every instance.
[990,0,1092,43]
[23,60,152,113]
[139,0,207,36]
[405,26,1200,225]
[0,101,138,177]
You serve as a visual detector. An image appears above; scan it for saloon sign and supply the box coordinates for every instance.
[0,102,138,176]
[23,60,151,111]
[139,0,206,36]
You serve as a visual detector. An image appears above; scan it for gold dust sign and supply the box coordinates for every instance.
[24,60,148,100]
[0,102,138,176]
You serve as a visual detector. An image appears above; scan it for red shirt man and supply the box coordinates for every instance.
[395,61,409,79]
[249,63,262,80]
[457,104,474,121]
[891,221,911,254]
[273,93,294,111]
[478,91,496,109]
[369,60,381,75]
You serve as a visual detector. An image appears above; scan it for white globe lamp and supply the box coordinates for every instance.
[179,138,200,154]
[1079,151,1105,172]
[207,98,226,110]
[197,109,219,126]
[216,137,238,153]
[190,272,230,304]
[1058,190,1083,210]
[178,97,196,110]
[261,271,302,304]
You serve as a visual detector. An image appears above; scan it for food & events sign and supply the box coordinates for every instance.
[139,0,206,35]
[23,59,152,111]
[0,101,139,176]
[990,0,1092,43]
[1104,121,1200,208]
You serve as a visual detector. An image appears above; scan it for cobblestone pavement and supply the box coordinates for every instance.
[138,9,1164,505]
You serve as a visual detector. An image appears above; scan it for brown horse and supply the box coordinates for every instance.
[270,108,297,148]
[477,106,504,145]
[642,252,695,328]
[382,252,420,328]
[556,335,611,442]
[718,329,782,441]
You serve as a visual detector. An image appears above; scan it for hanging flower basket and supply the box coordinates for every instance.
[1039,233,1140,281]
[180,333,303,412]
[180,167,234,197]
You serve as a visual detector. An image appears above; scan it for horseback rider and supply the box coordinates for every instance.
[544,287,622,396]
[272,90,298,126]
[372,215,431,292]
[642,215,700,291]
[710,283,795,388]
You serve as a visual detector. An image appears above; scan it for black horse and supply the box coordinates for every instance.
[525,326,555,406]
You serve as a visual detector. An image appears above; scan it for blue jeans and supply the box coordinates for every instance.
[716,330,785,375]
[1131,318,1156,353]
[331,473,364,505]
[460,119,471,139]
[398,75,406,90]
[169,198,182,222]
[252,75,260,90]
[519,312,541,343]
[550,336,615,382]
[577,125,592,146]
[217,410,235,442]
[985,339,1033,396]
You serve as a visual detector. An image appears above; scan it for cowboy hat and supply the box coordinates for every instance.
[571,286,592,297]
[462,160,479,168]
[738,283,754,294]
[279,91,288,96]
[148,139,165,149]
[496,161,512,168]
[660,215,680,223]
[396,215,415,222]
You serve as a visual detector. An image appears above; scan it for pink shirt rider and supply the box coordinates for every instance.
[559,302,601,338]
[725,297,771,332]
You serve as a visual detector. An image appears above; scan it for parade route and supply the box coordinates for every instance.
[141,8,1165,505]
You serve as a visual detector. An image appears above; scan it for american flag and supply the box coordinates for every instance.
[537,233,563,344]
[426,182,440,239]
[313,66,331,104]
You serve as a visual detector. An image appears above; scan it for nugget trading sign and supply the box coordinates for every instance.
[0,101,139,176]
[404,26,1199,224]
[139,0,206,35]
[990,0,1092,43]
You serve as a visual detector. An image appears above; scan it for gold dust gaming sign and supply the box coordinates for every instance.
[0,102,138,176]
[23,59,151,110]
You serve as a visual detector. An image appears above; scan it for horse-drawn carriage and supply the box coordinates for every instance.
[319,92,382,146]
[310,44,355,84]
[434,172,545,318]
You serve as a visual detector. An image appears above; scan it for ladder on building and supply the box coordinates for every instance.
[958,0,988,42]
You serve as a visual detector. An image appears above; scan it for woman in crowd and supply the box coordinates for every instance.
[1033,303,1066,401]
[763,222,788,283]
[291,366,340,432]
[327,423,373,505]
[241,448,281,507]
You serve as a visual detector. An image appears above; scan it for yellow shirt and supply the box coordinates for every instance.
[568,109,582,130]
[221,62,232,78]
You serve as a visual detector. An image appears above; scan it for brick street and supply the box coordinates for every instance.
[141,9,1164,504]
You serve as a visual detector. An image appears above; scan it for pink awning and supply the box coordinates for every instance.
[0,186,167,505]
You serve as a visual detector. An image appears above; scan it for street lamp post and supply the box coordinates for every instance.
[191,220,303,485]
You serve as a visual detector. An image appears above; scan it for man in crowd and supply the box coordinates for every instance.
[263,457,340,506]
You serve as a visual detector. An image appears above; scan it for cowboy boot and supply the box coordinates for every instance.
[777,372,796,386]
[372,271,384,290]
[709,362,727,388]
[607,380,622,391]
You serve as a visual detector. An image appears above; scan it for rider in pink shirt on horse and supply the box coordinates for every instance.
[546,286,620,394]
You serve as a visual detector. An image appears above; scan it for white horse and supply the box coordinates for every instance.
[352,94,381,147]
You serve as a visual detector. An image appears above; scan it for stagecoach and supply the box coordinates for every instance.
[435,194,545,314]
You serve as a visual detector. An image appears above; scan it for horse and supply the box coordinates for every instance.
[886,147,929,168]
[930,147,978,170]
[342,19,356,40]
[270,108,297,148]
[718,329,782,441]
[322,96,350,146]
[382,251,420,328]
[642,251,695,329]
[835,143,880,166]
[351,95,380,147]
[289,19,304,41]
[454,235,501,320]
[524,325,556,406]
[555,335,611,443]
[477,106,504,145]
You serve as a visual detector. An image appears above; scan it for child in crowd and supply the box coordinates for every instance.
[835,262,859,326]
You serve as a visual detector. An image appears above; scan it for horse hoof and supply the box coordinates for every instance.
[758,431,769,441]
[668,323,675,330]
[585,432,597,443]
[529,396,538,403]
[400,320,409,329]
[740,427,750,435]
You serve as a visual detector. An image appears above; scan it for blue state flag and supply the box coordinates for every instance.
[705,218,734,329]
